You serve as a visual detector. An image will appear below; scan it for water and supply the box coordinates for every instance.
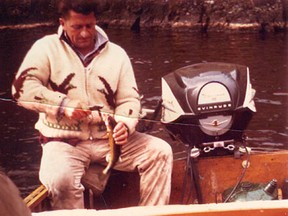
[0,25,287,197]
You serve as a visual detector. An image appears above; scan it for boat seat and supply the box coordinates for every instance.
[81,163,140,209]
[81,163,110,197]
[81,163,110,209]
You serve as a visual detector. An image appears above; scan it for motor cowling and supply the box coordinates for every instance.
[161,62,256,149]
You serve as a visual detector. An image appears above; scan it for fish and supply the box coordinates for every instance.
[103,115,121,175]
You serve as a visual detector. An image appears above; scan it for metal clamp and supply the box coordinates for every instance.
[202,140,235,153]
[190,146,201,158]
[224,144,235,151]
[203,146,214,153]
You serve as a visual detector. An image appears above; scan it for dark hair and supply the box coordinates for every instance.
[58,0,98,18]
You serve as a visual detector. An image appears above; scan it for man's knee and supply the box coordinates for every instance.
[40,168,81,191]
[147,136,173,163]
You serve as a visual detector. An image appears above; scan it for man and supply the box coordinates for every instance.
[11,0,173,210]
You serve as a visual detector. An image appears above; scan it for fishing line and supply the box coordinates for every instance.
[0,97,283,135]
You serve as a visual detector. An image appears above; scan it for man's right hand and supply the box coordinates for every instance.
[64,99,91,120]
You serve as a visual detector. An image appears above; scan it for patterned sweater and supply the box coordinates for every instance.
[12,26,141,140]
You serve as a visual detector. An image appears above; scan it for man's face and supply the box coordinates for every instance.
[60,10,97,54]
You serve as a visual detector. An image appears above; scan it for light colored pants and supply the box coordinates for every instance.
[39,132,173,209]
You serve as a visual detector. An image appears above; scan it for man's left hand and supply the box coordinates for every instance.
[113,122,129,145]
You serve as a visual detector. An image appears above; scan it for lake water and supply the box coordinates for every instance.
[0,25,287,197]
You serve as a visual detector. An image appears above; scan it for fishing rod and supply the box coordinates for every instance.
[0,96,264,135]
[0,98,16,103]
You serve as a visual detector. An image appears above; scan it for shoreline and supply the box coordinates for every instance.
[0,20,286,34]
[0,22,54,31]
[101,20,287,33]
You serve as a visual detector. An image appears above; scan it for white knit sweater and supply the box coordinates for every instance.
[12,26,140,140]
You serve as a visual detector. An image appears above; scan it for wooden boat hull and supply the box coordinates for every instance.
[98,150,288,207]
[25,150,288,214]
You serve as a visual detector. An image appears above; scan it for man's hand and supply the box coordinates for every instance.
[64,99,91,120]
[113,121,129,145]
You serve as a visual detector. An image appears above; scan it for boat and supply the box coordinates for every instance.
[24,63,288,215]
[24,150,288,215]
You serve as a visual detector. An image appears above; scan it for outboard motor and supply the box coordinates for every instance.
[161,62,256,154]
